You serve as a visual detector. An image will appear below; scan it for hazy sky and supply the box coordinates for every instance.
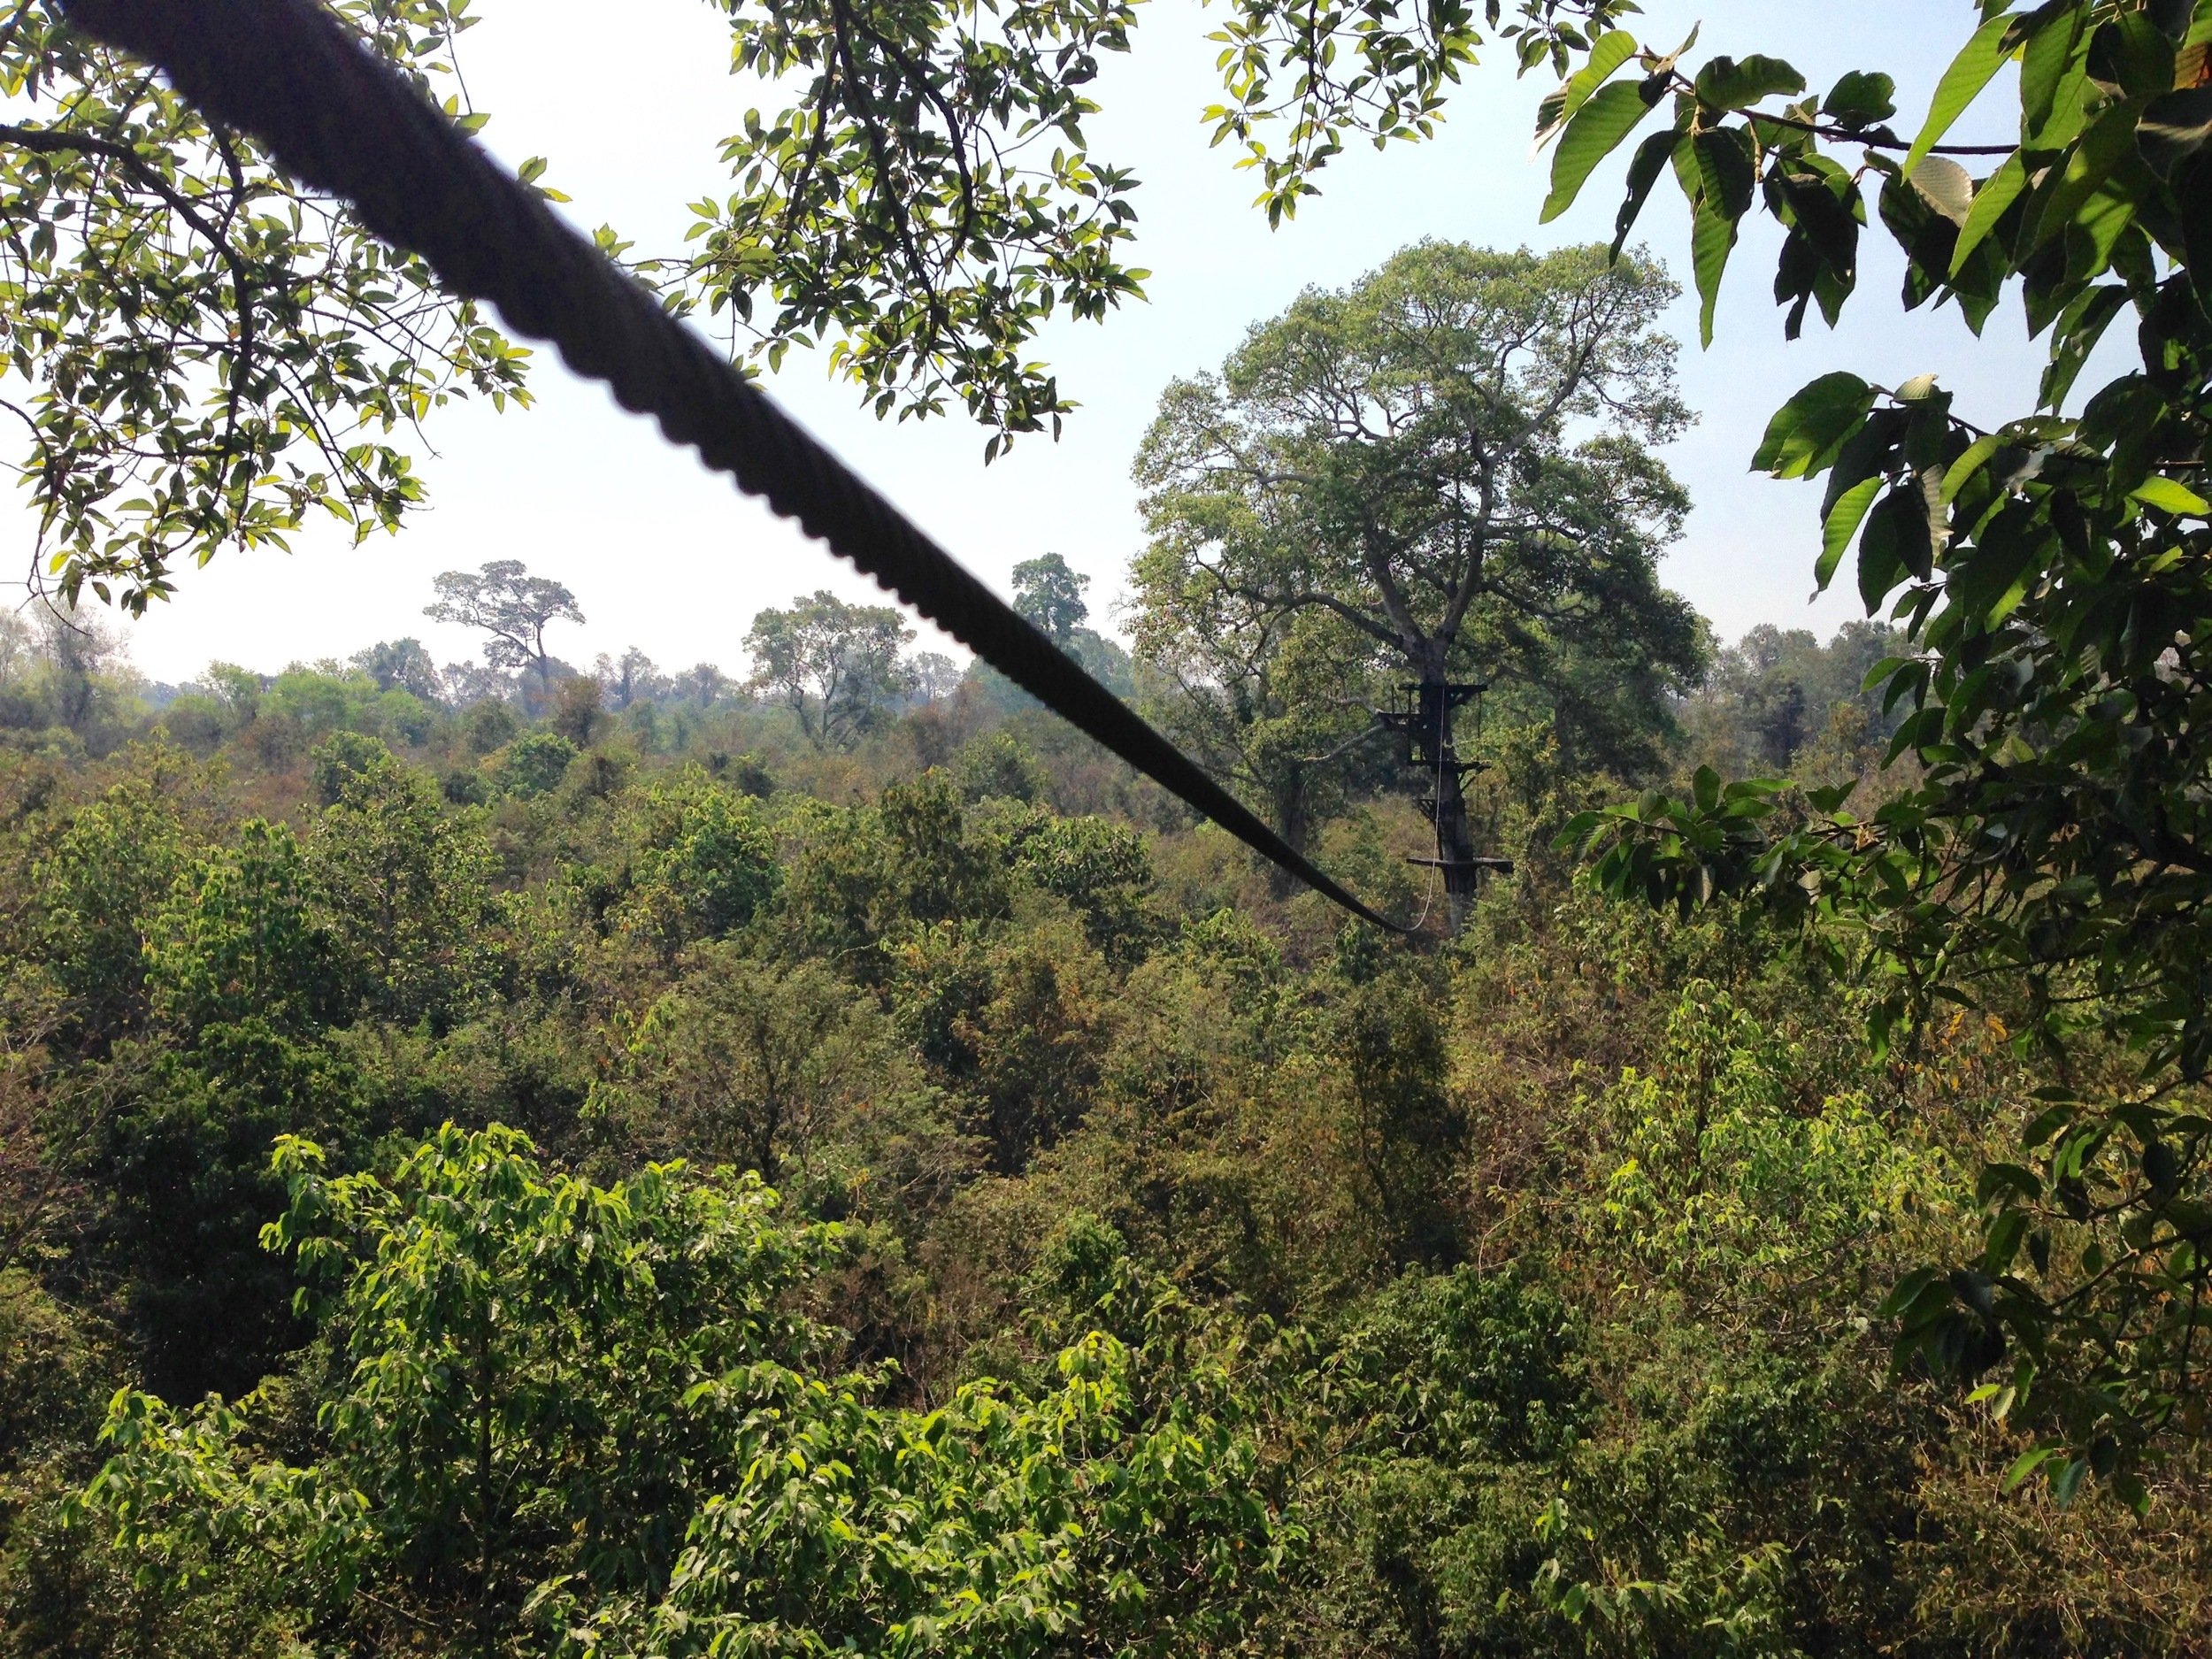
[42,1,2064,685]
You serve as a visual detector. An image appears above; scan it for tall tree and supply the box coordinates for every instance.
[908,650,964,703]
[1012,552,1092,645]
[31,600,127,741]
[595,647,667,711]
[424,560,585,705]
[34,773,190,1048]
[670,662,732,710]
[1133,241,1704,922]
[351,638,442,703]
[144,819,331,1038]
[1010,551,1134,695]
[745,590,916,750]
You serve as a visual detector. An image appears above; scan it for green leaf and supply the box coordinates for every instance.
[1858,486,1925,611]
[1689,196,1742,346]
[1822,407,1909,519]
[2003,1446,2059,1491]
[1984,1209,2030,1272]
[2024,105,2142,256]
[1908,157,1974,227]
[1752,373,1877,478]
[2041,284,2130,411]
[1556,31,1641,128]
[1611,127,1687,258]
[2021,7,2090,142]
[1691,126,1758,219]
[1818,476,1886,590]
[1824,71,1898,129]
[2051,1456,2089,1507]
[1806,781,1855,813]
[2131,476,2211,515]
[1941,433,2004,503]
[1977,1158,2045,1207]
[1694,54,1807,110]
[2092,12,2178,101]
[1950,152,2027,275]
[1541,80,1663,222]
[1879,1266,1944,1320]
[1903,13,2018,178]
[2138,86,2212,178]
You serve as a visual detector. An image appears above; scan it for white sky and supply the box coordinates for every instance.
[41,1,2072,685]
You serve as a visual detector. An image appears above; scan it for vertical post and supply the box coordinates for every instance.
[1410,680,1482,936]
[1382,680,1502,936]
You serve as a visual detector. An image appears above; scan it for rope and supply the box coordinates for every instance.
[58,0,1408,935]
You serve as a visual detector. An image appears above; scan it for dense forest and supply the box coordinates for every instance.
[1,565,2204,1655]
[5,0,2212,1653]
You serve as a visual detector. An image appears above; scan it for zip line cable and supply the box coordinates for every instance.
[58,0,1410,934]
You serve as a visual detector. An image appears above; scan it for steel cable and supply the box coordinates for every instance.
[59,0,1407,934]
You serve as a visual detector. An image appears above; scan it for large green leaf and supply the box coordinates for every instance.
[2092,11,2178,101]
[1693,53,1806,111]
[1773,157,1864,278]
[1950,152,2027,275]
[1559,31,1641,128]
[1691,126,1758,219]
[1540,79,1663,223]
[1939,434,2004,503]
[2019,5,2089,143]
[2024,104,2142,256]
[1821,407,1908,520]
[1824,70,1898,129]
[2131,475,2211,515]
[1689,195,1740,346]
[2003,1446,2061,1493]
[1947,501,2049,624]
[1858,485,1927,611]
[1902,13,2018,177]
[1610,126,1687,258]
[1819,475,1886,590]
[2040,285,2130,411]
[1751,373,1876,479]
[2138,85,2212,179]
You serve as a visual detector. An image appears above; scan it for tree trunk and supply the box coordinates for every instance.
[1433,752,1479,937]
[1412,680,1481,936]
[1269,762,1310,897]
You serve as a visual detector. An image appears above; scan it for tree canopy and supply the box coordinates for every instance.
[1516,0,2212,1502]
[744,589,918,749]
[425,561,587,700]
[3,591,2209,1653]
[12,0,2212,1611]
[1132,241,1703,875]
[0,0,532,613]
[1012,552,1092,646]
